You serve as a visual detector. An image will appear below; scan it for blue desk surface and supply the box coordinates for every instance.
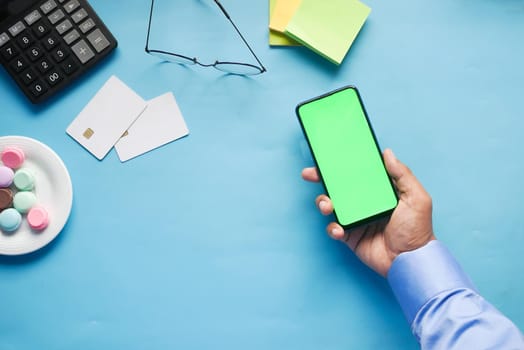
[1,0,523,348]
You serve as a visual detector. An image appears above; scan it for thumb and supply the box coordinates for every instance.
[383,149,417,195]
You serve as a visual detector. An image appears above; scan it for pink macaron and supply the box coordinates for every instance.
[1,146,25,169]
[27,206,49,231]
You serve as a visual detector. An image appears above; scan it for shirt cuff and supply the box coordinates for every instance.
[387,240,477,325]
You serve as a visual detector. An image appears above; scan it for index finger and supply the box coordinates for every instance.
[301,167,320,182]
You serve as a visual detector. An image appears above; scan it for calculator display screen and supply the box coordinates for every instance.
[0,0,39,24]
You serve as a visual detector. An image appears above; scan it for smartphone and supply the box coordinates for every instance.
[296,86,398,229]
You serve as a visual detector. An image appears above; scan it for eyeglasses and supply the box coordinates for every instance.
[145,0,266,76]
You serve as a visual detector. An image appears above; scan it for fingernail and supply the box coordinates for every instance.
[389,149,397,161]
[319,201,328,211]
[331,227,343,237]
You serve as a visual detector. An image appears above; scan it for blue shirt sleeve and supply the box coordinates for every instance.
[387,240,524,349]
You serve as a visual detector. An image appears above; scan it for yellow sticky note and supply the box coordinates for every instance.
[269,0,300,46]
[270,30,299,46]
[269,0,302,33]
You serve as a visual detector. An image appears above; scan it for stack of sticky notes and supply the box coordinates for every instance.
[269,0,301,46]
[269,0,371,65]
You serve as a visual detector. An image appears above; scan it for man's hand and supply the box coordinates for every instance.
[302,149,436,277]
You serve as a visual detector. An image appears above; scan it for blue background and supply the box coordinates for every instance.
[1,0,523,349]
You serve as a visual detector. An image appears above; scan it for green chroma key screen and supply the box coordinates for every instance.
[297,86,397,228]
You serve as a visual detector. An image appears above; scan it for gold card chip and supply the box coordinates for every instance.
[83,128,94,139]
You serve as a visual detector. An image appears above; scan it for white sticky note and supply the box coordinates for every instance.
[114,92,189,162]
[66,76,147,160]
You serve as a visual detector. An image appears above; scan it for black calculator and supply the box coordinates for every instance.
[0,0,117,104]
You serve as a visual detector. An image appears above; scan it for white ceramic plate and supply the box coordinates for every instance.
[0,136,73,255]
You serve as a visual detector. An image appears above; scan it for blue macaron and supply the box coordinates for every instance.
[0,208,22,232]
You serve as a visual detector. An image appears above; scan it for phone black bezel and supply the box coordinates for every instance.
[296,85,399,231]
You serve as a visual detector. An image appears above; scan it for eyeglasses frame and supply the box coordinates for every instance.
[145,0,266,75]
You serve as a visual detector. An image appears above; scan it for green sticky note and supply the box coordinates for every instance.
[269,0,300,46]
[284,0,371,64]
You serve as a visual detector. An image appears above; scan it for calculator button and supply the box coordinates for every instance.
[72,39,94,64]
[63,29,80,45]
[29,80,48,97]
[21,68,37,85]
[32,21,50,38]
[71,8,88,23]
[27,45,44,61]
[56,19,73,35]
[48,9,65,25]
[37,58,53,73]
[87,29,110,53]
[24,10,42,26]
[64,0,80,14]
[79,18,96,34]
[17,32,34,49]
[0,44,18,60]
[10,57,28,72]
[51,46,69,62]
[0,33,9,48]
[43,34,59,50]
[8,22,26,37]
[45,69,63,86]
[61,57,78,75]
[40,0,58,15]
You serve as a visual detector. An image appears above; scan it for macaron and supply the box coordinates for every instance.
[0,166,14,188]
[0,188,13,211]
[27,206,49,231]
[1,146,25,169]
[0,208,22,232]
[13,168,35,191]
[13,191,37,214]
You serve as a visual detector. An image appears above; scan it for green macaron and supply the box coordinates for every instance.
[13,168,35,191]
[13,191,37,214]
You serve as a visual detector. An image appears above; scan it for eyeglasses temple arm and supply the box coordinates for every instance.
[214,0,266,72]
[145,0,156,52]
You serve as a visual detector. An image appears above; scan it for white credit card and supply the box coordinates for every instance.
[66,75,147,160]
[115,92,189,162]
